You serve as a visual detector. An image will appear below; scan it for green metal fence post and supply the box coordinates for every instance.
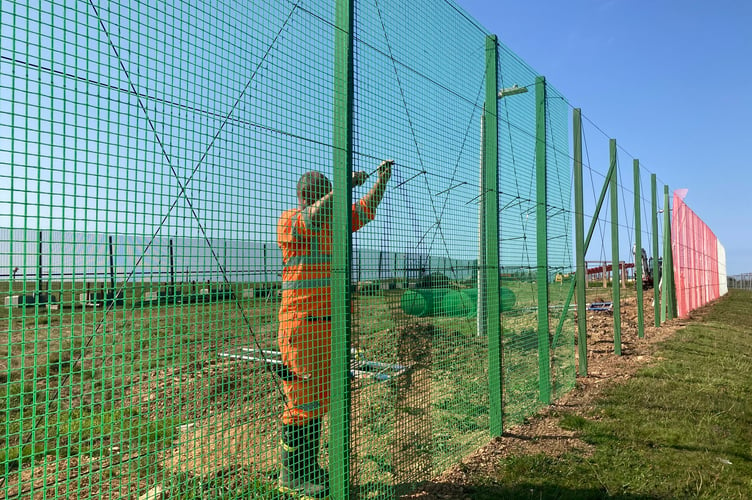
[552,140,616,352]
[609,139,621,355]
[484,35,503,437]
[478,108,487,341]
[535,76,551,403]
[652,174,660,326]
[332,0,354,496]
[661,185,669,324]
[573,108,587,376]
[633,160,644,338]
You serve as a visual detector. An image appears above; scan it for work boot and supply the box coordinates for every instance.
[302,419,329,487]
[279,422,329,499]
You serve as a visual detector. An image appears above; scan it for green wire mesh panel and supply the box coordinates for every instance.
[1,0,577,498]
[495,42,542,427]
[1,0,334,497]
[494,48,573,425]
[544,85,575,400]
[350,1,488,496]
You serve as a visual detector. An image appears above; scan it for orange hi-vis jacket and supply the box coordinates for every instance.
[276,199,374,425]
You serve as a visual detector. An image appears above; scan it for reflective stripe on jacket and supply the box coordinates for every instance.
[277,199,374,318]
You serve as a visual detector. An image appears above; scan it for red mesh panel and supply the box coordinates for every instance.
[672,193,720,318]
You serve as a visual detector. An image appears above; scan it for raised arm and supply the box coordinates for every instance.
[303,189,334,228]
[299,160,392,228]
[300,169,371,228]
[361,160,393,212]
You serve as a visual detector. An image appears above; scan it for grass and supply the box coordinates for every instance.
[0,406,181,471]
[352,284,579,488]
[465,289,752,499]
[160,472,280,500]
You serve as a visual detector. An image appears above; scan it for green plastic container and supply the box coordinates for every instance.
[401,287,516,317]
[440,288,516,317]
[440,289,477,317]
[400,288,451,317]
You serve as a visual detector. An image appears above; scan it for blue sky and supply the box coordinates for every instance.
[457,0,752,275]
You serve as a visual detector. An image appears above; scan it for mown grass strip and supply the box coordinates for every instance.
[470,289,752,499]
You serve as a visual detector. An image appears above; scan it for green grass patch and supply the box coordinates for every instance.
[1,406,181,471]
[161,473,279,500]
[471,289,752,499]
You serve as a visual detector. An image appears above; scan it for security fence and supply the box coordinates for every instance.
[0,0,725,499]
[728,274,752,291]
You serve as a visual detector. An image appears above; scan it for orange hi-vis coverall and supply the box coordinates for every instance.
[277,199,374,426]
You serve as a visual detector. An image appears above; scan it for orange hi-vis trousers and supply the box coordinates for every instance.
[278,314,331,426]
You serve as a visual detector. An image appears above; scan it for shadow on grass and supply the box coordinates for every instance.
[410,480,662,500]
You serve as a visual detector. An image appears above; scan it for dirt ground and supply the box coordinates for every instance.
[406,289,696,500]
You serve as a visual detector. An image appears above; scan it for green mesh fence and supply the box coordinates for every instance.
[349,2,488,495]
[494,47,574,426]
[542,85,575,404]
[572,111,673,373]
[0,0,584,498]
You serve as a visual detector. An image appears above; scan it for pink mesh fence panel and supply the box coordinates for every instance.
[671,193,720,318]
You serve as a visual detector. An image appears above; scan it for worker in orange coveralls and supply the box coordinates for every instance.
[276,160,392,499]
